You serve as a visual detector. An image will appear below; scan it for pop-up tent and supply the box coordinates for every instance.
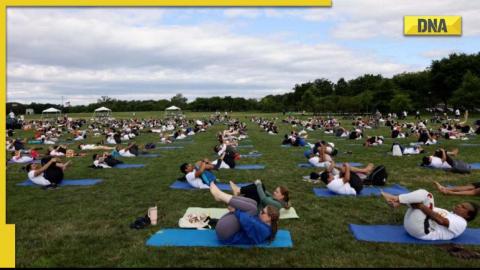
[93,106,112,119]
[165,106,183,118]
[41,107,61,119]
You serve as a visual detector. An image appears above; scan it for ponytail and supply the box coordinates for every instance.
[278,186,291,209]
[266,205,280,242]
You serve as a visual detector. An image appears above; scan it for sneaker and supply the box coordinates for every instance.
[302,175,311,180]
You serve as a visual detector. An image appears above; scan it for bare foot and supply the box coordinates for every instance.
[229,181,240,196]
[433,181,444,191]
[366,163,374,174]
[209,182,222,202]
[381,191,401,208]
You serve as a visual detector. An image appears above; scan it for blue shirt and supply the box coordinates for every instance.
[220,210,272,245]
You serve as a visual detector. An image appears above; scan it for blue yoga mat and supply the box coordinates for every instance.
[298,162,363,168]
[114,164,145,169]
[313,184,409,197]
[18,179,102,186]
[235,164,265,170]
[237,145,254,148]
[281,144,291,148]
[421,163,480,170]
[240,153,263,158]
[156,146,184,150]
[138,154,160,158]
[7,159,41,165]
[170,181,249,190]
[349,224,480,245]
[146,229,292,248]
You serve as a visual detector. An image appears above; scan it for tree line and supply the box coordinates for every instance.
[7,52,480,115]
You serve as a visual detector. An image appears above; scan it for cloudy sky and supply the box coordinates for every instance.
[7,0,480,105]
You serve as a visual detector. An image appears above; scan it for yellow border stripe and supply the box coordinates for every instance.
[1,3,15,267]
[6,0,332,6]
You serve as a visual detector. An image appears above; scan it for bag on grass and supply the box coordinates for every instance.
[363,165,387,186]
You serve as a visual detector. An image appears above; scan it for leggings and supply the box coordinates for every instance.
[240,183,266,205]
[215,196,258,241]
[399,189,434,239]
[41,157,64,185]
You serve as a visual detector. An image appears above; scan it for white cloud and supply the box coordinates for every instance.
[303,0,480,39]
[8,7,418,105]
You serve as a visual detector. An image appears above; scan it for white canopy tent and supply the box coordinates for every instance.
[165,106,183,118]
[41,107,61,119]
[92,107,112,119]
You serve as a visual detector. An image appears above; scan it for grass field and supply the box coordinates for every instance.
[6,112,480,267]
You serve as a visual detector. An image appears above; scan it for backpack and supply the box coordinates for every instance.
[391,143,403,156]
[145,143,156,149]
[364,165,387,186]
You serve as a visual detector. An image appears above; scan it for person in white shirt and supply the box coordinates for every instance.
[26,157,70,188]
[381,189,478,240]
[180,159,218,189]
[421,148,459,170]
[318,162,374,195]
[78,144,115,151]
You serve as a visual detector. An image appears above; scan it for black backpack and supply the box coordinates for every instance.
[364,165,387,186]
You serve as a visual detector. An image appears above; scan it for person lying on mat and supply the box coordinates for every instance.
[48,145,68,157]
[26,157,71,189]
[114,143,139,158]
[307,144,334,168]
[434,181,480,196]
[421,148,470,173]
[381,189,478,241]
[180,158,219,189]
[363,136,385,147]
[209,182,280,245]
[229,180,290,212]
[312,162,375,195]
[92,152,123,168]
[78,143,115,151]
[10,150,36,163]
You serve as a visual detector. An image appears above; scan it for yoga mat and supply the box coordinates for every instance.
[138,154,160,158]
[184,207,299,220]
[237,145,254,148]
[421,163,480,170]
[18,179,102,186]
[240,153,263,158]
[156,146,184,150]
[281,144,291,148]
[146,229,292,248]
[459,144,480,147]
[170,181,248,190]
[349,224,480,245]
[297,162,363,168]
[313,184,409,197]
[114,164,145,169]
[235,164,265,170]
[7,159,41,164]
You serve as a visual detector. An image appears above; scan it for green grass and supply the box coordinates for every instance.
[7,112,480,267]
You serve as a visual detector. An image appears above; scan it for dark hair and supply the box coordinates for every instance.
[277,186,290,209]
[421,156,431,166]
[180,163,189,174]
[92,154,98,161]
[466,202,479,222]
[320,171,329,184]
[266,205,280,242]
[25,163,33,172]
